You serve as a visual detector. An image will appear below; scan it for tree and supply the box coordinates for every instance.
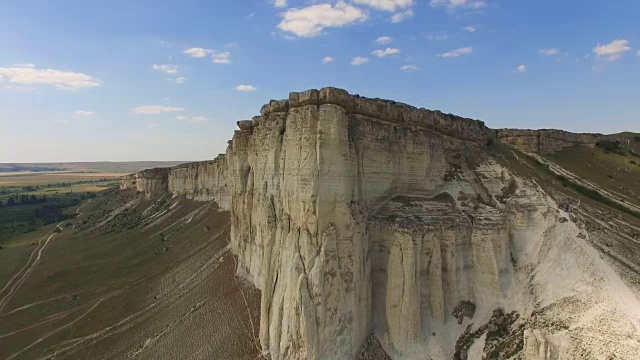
[7,197,15,206]
[0,198,3,207]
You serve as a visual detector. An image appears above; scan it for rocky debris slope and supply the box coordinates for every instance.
[120,87,640,359]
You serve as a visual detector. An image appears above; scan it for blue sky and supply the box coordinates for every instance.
[1,0,638,162]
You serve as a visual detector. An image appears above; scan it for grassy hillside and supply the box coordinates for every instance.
[0,190,260,360]
[544,145,640,207]
[614,132,640,141]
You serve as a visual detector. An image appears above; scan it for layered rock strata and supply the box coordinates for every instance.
[367,194,513,357]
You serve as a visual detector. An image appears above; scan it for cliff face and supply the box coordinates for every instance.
[168,158,230,207]
[222,88,508,359]
[119,88,639,359]
[120,88,499,358]
[495,129,609,154]
[118,168,169,199]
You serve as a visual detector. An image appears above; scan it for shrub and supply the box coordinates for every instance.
[596,140,626,156]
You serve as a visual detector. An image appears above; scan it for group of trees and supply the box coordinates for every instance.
[38,178,114,189]
[43,183,72,189]
[0,194,48,207]
[0,192,98,208]
[80,193,98,200]
[596,140,627,156]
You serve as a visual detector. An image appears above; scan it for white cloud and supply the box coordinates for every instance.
[277,1,368,38]
[0,65,101,91]
[74,110,96,116]
[184,48,231,63]
[133,105,185,114]
[637,50,640,57]
[212,51,231,64]
[391,9,413,23]
[184,48,211,58]
[373,47,401,57]
[374,36,392,44]
[236,85,257,92]
[352,0,414,12]
[176,116,209,124]
[152,64,179,74]
[175,76,186,84]
[351,56,370,66]
[430,0,486,10]
[516,64,527,73]
[322,56,335,63]
[148,123,159,128]
[464,26,476,32]
[400,64,418,71]
[437,46,473,58]
[13,63,35,68]
[51,118,69,124]
[539,48,560,56]
[273,0,287,8]
[593,39,631,61]
[426,33,449,41]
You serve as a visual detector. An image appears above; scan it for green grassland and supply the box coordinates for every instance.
[0,177,119,243]
[544,144,640,207]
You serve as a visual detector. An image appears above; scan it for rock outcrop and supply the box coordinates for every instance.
[168,157,230,207]
[495,129,609,154]
[119,87,640,359]
[524,329,557,360]
[119,168,169,199]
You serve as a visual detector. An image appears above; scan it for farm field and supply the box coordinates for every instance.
[0,161,188,175]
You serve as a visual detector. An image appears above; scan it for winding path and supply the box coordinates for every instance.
[0,223,63,314]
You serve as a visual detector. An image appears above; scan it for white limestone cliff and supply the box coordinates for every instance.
[120,87,640,360]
